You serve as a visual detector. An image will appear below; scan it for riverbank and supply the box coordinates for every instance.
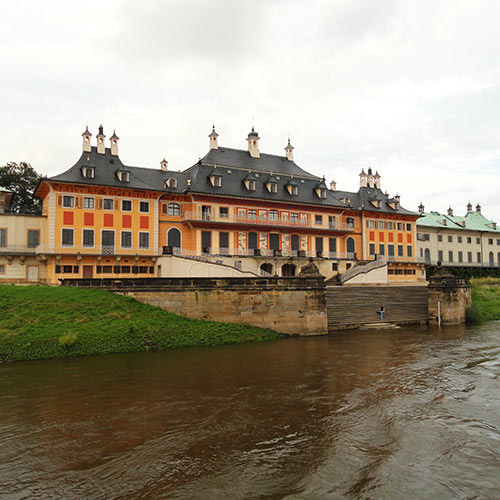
[467,278,500,323]
[0,285,282,362]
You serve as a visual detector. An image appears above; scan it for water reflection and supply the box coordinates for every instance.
[1,323,500,499]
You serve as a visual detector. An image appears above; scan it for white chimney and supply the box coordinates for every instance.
[359,169,367,188]
[209,125,219,150]
[247,127,260,158]
[284,138,294,161]
[96,124,105,155]
[110,130,119,156]
[160,158,168,171]
[82,126,92,153]
[330,180,336,191]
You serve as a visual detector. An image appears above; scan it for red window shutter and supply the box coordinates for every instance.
[379,232,385,242]
[369,231,375,241]
[122,214,132,228]
[84,213,94,226]
[388,233,394,242]
[103,214,113,227]
[398,233,403,243]
[140,216,149,229]
[407,234,412,243]
[63,212,74,225]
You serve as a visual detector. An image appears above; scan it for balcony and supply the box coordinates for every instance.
[34,245,161,257]
[0,245,38,255]
[182,210,356,232]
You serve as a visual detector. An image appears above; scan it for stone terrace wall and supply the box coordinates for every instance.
[60,277,328,336]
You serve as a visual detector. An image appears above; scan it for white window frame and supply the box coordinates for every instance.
[61,228,74,247]
[121,199,132,212]
[139,231,150,249]
[121,230,133,249]
[103,198,114,211]
[139,201,150,213]
[82,229,95,248]
[62,195,74,208]
[83,197,94,209]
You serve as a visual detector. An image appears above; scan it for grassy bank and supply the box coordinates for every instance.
[467,278,500,323]
[0,285,282,362]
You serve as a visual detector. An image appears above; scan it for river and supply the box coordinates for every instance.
[1,322,500,500]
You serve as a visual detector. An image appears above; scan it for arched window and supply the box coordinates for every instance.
[424,248,431,264]
[489,251,495,266]
[167,228,181,250]
[167,178,177,188]
[346,217,355,228]
[260,263,273,276]
[167,203,180,216]
[282,263,296,277]
[346,237,356,255]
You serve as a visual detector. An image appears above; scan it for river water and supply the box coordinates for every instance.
[1,323,500,500]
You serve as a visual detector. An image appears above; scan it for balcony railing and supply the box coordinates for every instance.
[0,245,39,255]
[162,246,356,260]
[183,211,357,231]
[34,245,161,256]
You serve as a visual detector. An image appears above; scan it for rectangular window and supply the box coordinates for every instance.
[489,238,493,245]
[62,265,73,273]
[269,233,281,251]
[62,228,74,246]
[314,237,323,253]
[62,195,74,208]
[269,210,279,221]
[121,231,132,248]
[448,251,453,262]
[0,228,6,247]
[438,250,443,262]
[477,252,481,263]
[378,221,384,230]
[368,220,375,229]
[290,213,298,223]
[458,251,463,263]
[448,235,453,243]
[458,236,462,243]
[328,216,335,229]
[369,243,376,255]
[379,244,385,256]
[468,252,472,263]
[83,197,94,209]
[103,198,113,210]
[0,264,4,273]
[219,207,229,218]
[467,237,472,244]
[259,210,267,220]
[237,208,245,219]
[122,200,132,212]
[407,245,413,257]
[329,238,337,253]
[332,263,338,271]
[397,244,404,257]
[82,229,94,247]
[27,229,39,248]
[476,238,480,244]
[497,239,500,245]
[219,231,229,250]
[139,201,150,213]
[248,209,257,220]
[122,266,131,273]
[388,244,395,257]
[315,215,323,225]
[386,221,394,230]
[397,222,403,230]
[202,231,211,253]
[102,266,112,273]
[438,235,443,242]
[406,223,412,231]
[139,232,149,249]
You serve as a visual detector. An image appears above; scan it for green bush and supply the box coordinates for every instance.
[58,333,78,347]
[466,279,500,323]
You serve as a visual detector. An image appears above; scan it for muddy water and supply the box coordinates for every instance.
[1,323,500,499]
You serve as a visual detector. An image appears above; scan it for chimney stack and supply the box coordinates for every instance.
[96,124,105,154]
[110,130,119,156]
[359,169,367,188]
[82,126,92,153]
[330,180,336,191]
[447,206,453,216]
[467,201,473,214]
[209,125,219,150]
[476,203,481,214]
[284,138,294,161]
[374,171,381,189]
[160,158,168,171]
[418,202,425,214]
[247,127,260,158]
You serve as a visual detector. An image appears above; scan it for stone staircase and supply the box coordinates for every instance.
[338,258,387,284]
[326,285,428,330]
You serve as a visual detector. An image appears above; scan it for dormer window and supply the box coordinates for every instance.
[340,197,351,205]
[82,167,94,179]
[210,174,222,187]
[165,178,177,189]
[286,182,298,196]
[267,182,278,193]
[315,188,327,199]
[116,170,129,182]
[244,179,256,191]
[370,200,382,208]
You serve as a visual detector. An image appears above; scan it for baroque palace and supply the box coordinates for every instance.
[1,125,428,284]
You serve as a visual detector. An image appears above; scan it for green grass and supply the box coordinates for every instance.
[0,285,282,362]
[467,278,500,323]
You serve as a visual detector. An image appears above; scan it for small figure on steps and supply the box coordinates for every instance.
[378,306,385,320]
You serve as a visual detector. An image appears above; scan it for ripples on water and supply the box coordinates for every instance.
[1,322,500,499]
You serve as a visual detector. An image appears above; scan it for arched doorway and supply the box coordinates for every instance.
[260,263,273,276]
[346,237,355,255]
[490,251,495,266]
[167,228,181,252]
[282,263,296,277]
[424,248,431,264]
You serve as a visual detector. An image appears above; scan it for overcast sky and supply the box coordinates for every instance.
[1,0,499,218]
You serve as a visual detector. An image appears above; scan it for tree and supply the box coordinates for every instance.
[0,162,43,214]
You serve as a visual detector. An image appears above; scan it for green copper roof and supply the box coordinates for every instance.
[418,210,500,233]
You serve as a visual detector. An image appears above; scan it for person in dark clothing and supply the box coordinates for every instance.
[378,306,385,320]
